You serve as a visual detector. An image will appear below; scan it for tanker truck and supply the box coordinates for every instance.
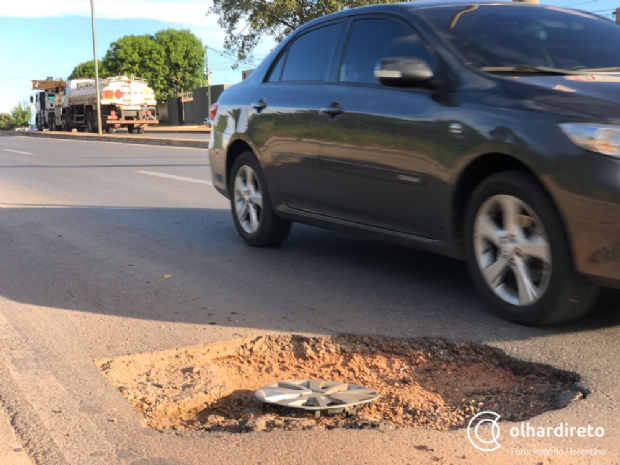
[60,76,158,133]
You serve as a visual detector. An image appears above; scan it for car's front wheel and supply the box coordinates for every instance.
[230,152,291,247]
[464,171,599,326]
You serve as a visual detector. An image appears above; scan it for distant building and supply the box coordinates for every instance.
[242,69,255,80]
[164,84,232,125]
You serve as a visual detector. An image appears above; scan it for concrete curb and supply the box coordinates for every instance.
[146,128,211,134]
[20,132,208,149]
[146,131,210,134]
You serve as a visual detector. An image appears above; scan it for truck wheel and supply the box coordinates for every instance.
[86,112,95,133]
[49,116,56,132]
[127,124,135,134]
[137,127,145,134]
[105,127,115,134]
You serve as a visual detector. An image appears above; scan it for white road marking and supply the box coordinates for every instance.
[136,170,213,185]
[2,149,33,155]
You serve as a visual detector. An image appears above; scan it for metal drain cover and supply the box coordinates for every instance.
[255,379,379,416]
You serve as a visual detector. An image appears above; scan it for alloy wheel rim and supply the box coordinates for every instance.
[473,194,552,307]
[233,165,263,234]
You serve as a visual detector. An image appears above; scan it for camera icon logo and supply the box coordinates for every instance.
[467,411,501,452]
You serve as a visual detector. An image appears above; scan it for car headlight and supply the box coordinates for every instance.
[559,123,620,157]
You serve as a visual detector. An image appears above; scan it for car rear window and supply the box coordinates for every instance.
[267,50,287,82]
[281,23,343,82]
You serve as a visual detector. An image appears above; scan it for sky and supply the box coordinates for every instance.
[0,0,617,113]
[0,0,276,113]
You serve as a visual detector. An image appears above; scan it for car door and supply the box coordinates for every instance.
[248,21,345,213]
[314,15,444,239]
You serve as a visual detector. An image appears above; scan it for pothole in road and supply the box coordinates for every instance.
[97,335,585,433]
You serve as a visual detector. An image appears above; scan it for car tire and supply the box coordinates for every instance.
[229,152,291,247]
[464,170,599,326]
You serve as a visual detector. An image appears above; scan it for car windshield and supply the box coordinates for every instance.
[416,5,620,71]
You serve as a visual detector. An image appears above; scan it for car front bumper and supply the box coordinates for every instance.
[550,147,620,288]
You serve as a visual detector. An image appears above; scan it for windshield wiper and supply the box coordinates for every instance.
[578,67,620,72]
[481,66,584,76]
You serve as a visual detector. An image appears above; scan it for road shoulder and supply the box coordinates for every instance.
[0,400,33,465]
[19,132,207,149]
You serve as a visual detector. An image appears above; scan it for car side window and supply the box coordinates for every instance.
[340,18,434,84]
[281,23,343,82]
[267,50,287,82]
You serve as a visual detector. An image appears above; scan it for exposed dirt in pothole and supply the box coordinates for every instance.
[97,335,585,433]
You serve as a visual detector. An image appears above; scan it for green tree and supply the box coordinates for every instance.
[68,60,110,80]
[0,113,15,131]
[153,29,205,98]
[103,30,204,102]
[104,34,167,100]
[209,0,408,64]
[10,102,31,128]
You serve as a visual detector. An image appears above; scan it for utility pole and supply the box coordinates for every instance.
[90,0,102,134]
[205,45,212,123]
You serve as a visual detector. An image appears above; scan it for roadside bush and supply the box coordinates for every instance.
[0,113,15,131]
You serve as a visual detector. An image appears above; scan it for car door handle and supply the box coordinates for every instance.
[253,99,267,112]
[320,103,345,119]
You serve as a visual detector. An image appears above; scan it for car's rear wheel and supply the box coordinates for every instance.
[464,171,599,326]
[230,152,291,247]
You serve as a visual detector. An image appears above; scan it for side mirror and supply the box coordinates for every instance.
[374,57,434,88]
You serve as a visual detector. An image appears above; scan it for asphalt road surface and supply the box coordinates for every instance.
[0,134,619,465]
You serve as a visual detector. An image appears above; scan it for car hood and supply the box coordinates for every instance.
[500,74,620,121]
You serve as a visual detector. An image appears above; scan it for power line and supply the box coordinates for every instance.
[209,48,241,63]
[208,46,266,64]
[561,0,598,6]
